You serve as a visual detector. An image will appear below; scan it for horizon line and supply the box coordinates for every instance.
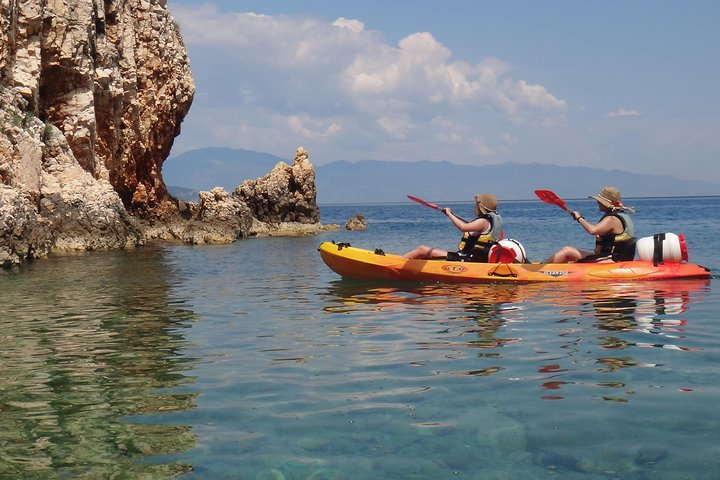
[318,194,720,207]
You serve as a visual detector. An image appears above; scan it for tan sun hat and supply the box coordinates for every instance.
[589,186,633,211]
[474,193,498,214]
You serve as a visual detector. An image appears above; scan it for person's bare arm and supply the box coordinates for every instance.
[444,208,490,232]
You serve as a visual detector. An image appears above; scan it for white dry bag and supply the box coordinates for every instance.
[636,233,688,263]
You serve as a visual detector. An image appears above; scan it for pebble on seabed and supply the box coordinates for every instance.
[635,446,669,465]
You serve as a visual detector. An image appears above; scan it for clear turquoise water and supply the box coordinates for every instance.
[1,197,718,479]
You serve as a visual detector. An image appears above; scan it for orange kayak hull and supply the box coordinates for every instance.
[319,242,712,283]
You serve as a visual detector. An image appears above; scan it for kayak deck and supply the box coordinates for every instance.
[319,241,712,283]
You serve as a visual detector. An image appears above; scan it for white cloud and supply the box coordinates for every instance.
[607,108,641,118]
[377,114,421,140]
[174,5,376,71]
[332,17,365,33]
[170,5,568,163]
[287,114,343,139]
[344,34,566,126]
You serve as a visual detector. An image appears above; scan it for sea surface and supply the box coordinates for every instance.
[1,196,719,479]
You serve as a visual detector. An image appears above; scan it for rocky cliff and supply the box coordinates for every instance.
[0,0,335,268]
[2,0,193,215]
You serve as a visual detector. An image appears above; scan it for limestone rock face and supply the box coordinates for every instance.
[39,123,143,251]
[0,0,192,266]
[0,89,142,266]
[188,187,254,244]
[1,0,194,216]
[237,147,321,224]
[0,186,50,268]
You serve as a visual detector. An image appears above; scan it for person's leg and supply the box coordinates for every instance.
[544,246,584,263]
[403,245,448,259]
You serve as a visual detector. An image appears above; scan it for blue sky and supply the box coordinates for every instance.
[167,1,720,184]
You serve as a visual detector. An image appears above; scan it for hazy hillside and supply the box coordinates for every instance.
[317,160,720,203]
[164,148,720,204]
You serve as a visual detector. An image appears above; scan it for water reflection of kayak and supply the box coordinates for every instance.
[319,242,712,283]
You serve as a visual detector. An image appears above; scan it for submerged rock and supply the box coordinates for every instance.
[255,469,286,480]
[635,446,669,465]
[533,450,583,472]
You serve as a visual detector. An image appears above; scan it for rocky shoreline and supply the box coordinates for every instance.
[135,147,342,247]
[0,91,341,267]
[0,1,339,268]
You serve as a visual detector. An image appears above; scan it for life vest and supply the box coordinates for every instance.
[594,211,636,259]
[456,212,504,261]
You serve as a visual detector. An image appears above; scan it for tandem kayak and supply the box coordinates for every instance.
[318,241,712,283]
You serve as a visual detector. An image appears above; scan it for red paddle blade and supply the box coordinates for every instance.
[534,189,569,212]
[407,195,441,210]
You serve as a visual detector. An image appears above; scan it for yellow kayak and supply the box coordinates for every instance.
[318,241,712,283]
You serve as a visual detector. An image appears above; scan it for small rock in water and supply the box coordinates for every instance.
[345,214,367,230]
[255,468,285,480]
[635,446,669,465]
[305,470,344,480]
[534,451,582,471]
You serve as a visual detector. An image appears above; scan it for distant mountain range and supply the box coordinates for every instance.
[163,147,720,204]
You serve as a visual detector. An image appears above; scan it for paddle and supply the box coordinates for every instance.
[407,195,442,211]
[407,195,468,222]
[534,189,573,217]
